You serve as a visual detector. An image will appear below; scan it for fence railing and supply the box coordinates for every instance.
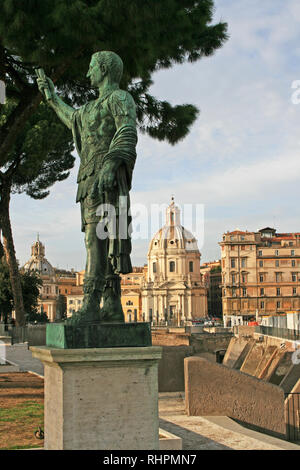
[255,325,300,341]
[0,323,47,346]
[285,393,300,442]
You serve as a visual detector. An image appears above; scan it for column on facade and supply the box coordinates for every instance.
[158,295,164,321]
[153,294,158,323]
[187,293,192,320]
[163,294,167,322]
[48,303,53,322]
[182,291,186,320]
[143,294,148,322]
[178,294,183,322]
[160,255,165,281]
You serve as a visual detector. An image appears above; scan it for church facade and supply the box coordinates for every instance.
[23,236,59,321]
[141,200,207,325]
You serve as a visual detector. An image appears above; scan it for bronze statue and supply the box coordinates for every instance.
[37,52,137,324]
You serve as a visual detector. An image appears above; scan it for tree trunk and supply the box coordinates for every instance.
[0,182,26,326]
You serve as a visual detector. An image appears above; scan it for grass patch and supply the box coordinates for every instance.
[0,400,44,450]
[1,444,42,450]
[0,401,43,423]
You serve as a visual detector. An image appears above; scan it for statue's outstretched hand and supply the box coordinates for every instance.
[37,74,55,102]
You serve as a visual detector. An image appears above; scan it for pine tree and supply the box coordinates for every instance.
[0,255,43,323]
[0,0,228,325]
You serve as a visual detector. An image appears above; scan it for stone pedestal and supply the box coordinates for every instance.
[30,346,162,450]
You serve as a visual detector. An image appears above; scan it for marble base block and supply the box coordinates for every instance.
[30,346,162,450]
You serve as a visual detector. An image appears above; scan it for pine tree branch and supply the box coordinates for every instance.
[0,47,85,165]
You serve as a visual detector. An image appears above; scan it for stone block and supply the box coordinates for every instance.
[46,321,151,349]
[30,346,162,450]
[279,363,300,393]
[240,343,266,376]
[268,351,294,386]
[159,428,182,450]
[184,356,286,439]
[254,346,278,378]
[223,337,255,369]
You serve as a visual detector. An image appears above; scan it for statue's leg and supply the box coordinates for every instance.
[67,222,105,324]
[100,261,125,323]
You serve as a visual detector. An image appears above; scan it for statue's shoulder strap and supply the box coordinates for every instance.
[108,89,136,118]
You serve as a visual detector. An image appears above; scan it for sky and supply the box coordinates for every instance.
[10,0,300,270]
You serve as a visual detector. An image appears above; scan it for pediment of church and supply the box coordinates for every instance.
[155,281,187,290]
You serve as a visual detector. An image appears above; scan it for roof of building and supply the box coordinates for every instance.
[149,199,199,252]
[23,237,55,276]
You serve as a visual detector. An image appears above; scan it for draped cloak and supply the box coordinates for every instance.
[70,89,137,275]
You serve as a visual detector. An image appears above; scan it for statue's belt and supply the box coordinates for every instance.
[77,150,108,183]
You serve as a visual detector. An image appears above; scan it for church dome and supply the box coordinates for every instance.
[23,236,55,276]
[149,199,199,253]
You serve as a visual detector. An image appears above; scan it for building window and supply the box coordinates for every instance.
[291,250,295,256]
[293,287,297,295]
[277,301,281,309]
[242,288,247,297]
[277,288,281,296]
[259,274,264,282]
[260,288,264,296]
[126,300,133,306]
[275,260,280,267]
[292,273,297,282]
[230,245,235,250]
[232,274,236,285]
[292,260,296,267]
[258,250,262,257]
[259,260,263,268]
[189,261,194,272]
[169,261,175,272]
[153,262,157,273]
[275,250,279,256]
[241,236,245,241]
[231,258,236,268]
[241,258,246,268]
[242,274,247,284]
[260,301,265,309]
[276,273,281,282]
[69,300,73,304]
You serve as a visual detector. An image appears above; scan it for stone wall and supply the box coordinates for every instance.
[190,333,233,354]
[153,330,233,392]
[152,331,190,347]
[184,356,287,439]
[158,346,194,392]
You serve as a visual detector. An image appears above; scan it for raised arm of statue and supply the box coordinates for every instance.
[36,70,74,130]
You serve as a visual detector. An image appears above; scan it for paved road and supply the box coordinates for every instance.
[5,343,44,376]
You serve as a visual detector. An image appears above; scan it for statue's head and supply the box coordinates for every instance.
[87,51,123,86]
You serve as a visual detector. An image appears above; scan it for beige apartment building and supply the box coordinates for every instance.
[66,267,145,322]
[220,227,300,326]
